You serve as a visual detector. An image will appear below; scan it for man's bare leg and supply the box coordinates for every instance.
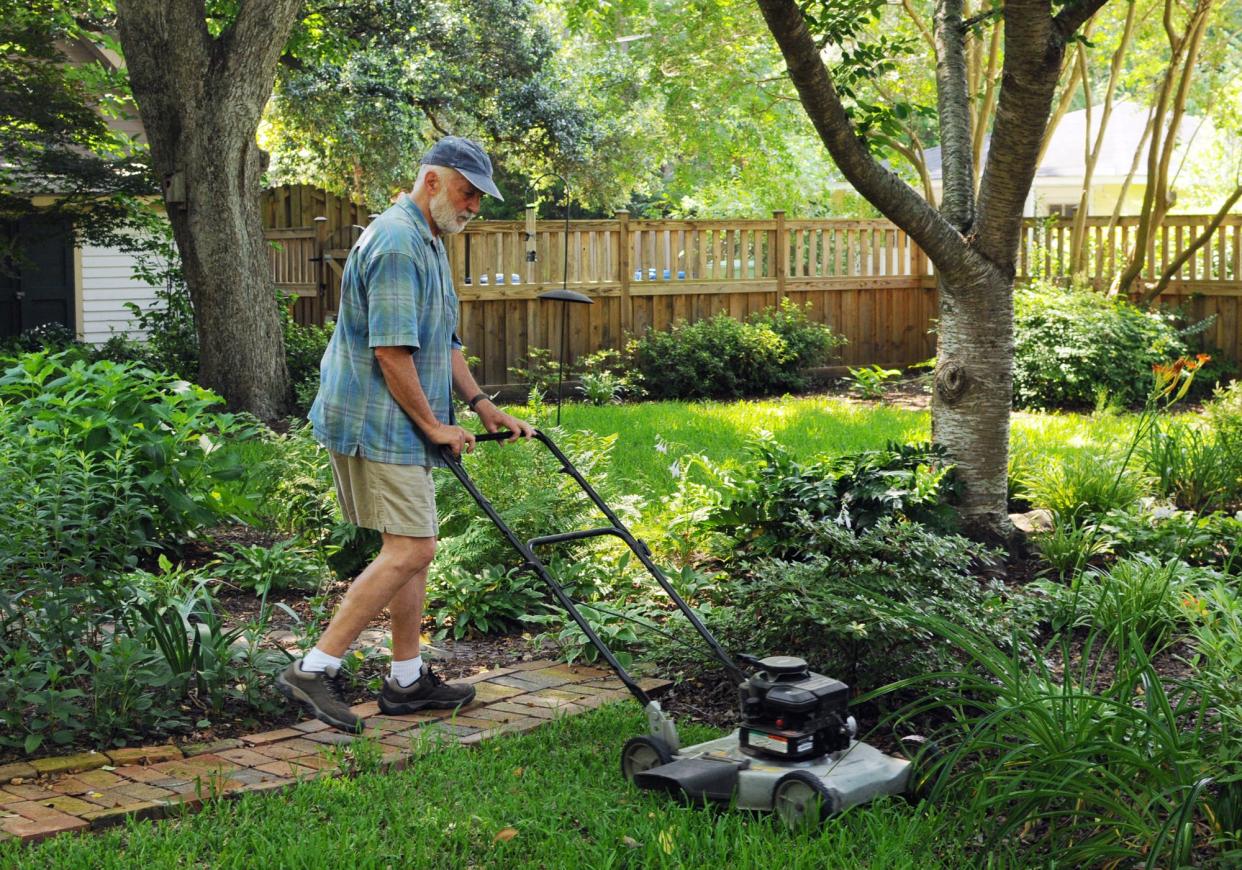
[388,566,429,662]
[315,533,435,657]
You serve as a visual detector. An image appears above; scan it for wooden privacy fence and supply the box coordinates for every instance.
[260,187,1242,388]
[446,212,935,385]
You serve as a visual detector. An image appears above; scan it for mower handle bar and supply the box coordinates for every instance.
[437,429,745,707]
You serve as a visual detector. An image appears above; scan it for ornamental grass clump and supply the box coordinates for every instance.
[880,619,1217,867]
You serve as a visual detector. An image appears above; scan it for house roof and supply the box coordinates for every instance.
[923,101,1202,183]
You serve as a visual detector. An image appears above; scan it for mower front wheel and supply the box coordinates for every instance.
[772,770,838,832]
[620,735,672,782]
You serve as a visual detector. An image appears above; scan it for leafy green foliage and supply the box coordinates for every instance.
[1035,556,1205,651]
[0,1,159,253]
[1018,450,1151,527]
[1012,281,1200,409]
[433,427,621,576]
[427,565,550,640]
[0,352,258,539]
[707,435,957,558]
[1098,506,1242,572]
[1140,417,1242,512]
[280,310,333,414]
[0,352,279,751]
[211,540,329,596]
[1184,581,1242,840]
[702,517,1008,689]
[574,349,644,405]
[628,301,842,400]
[884,621,1216,867]
[264,0,604,209]
[846,364,902,399]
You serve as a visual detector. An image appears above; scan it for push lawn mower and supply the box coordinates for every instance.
[440,430,918,830]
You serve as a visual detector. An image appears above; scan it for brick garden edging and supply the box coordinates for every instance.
[0,661,670,845]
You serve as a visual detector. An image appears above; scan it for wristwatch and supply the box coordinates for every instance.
[467,392,490,411]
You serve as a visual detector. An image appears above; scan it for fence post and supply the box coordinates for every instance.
[617,209,632,334]
[312,215,329,325]
[773,210,787,307]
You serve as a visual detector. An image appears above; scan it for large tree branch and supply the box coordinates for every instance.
[936,0,975,230]
[1139,184,1242,305]
[974,0,1063,269]
[216,0,305,123]
[755,0,968,275]
[1052,0,1111,37]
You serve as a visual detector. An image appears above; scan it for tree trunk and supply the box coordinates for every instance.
[115,2,301,417]
[756,0,1107,544]
[933,270,1015,542]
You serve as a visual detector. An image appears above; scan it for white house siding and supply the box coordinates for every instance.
[79,244,163,344]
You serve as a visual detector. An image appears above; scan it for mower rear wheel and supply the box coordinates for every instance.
[620,735,673,782]
[772,771,837,832]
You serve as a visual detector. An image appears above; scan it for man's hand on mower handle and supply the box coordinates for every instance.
[429,423,476,457]
[476,402,534,443]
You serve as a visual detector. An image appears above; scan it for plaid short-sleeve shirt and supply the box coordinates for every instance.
[309,196,462,467]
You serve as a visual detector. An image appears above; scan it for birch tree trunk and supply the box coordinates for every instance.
[757,0,1108,544]
[115,1,302,417]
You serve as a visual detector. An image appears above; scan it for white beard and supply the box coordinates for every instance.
[429,187,473,235]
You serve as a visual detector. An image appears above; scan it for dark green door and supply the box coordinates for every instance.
[0,216,75,339]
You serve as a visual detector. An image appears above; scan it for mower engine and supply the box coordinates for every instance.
[738,655,855,762]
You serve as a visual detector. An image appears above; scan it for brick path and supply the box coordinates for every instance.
[0,660,669,845]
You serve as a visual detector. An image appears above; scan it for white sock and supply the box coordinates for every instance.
[301,647,342,674]
[390,655,425,688]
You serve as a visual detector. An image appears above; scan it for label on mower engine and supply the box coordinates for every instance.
[747,731,789,753]
[747,730,817,755]
[747,730,815,755]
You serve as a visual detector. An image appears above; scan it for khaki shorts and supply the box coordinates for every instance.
[328,451,438,538]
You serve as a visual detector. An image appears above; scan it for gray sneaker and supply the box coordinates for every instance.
[276,660,363,733]
[378,664,476,715]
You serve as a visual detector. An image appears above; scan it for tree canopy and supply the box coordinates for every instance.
[261,0,618,215]
[0,0,157,259]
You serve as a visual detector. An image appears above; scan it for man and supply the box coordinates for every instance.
[278,136,533,733]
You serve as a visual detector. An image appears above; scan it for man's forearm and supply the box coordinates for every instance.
[451,349,488,404]
[375,346,441,435]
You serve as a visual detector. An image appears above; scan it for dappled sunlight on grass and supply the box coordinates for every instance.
[552,396,929,495]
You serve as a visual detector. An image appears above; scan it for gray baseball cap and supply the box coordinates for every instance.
[420,136,503,201]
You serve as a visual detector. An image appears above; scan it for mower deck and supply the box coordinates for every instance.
[632,732,912,813]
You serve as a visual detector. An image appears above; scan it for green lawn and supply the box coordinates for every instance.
[530,395,1145,500]
[3,704,979,869]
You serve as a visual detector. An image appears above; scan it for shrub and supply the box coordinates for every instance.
[0,352,258,540]
[628,300,842,400]
[0,353,273,751]
[427,565,550,640]
[1099,506,1242,572]
[212,539,330,596]
[123,280,199,378]
[427,427,629,635]
[432,426,622,576]
[700,517,1009,689]
[706,435,958,558]
[1012,281,1195,409]
[508,347,559,402]
[574,349,643,405]
[282,308,333,414]
[1184,581,1242,843]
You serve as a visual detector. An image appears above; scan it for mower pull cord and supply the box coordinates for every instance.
[438,430,747,709]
